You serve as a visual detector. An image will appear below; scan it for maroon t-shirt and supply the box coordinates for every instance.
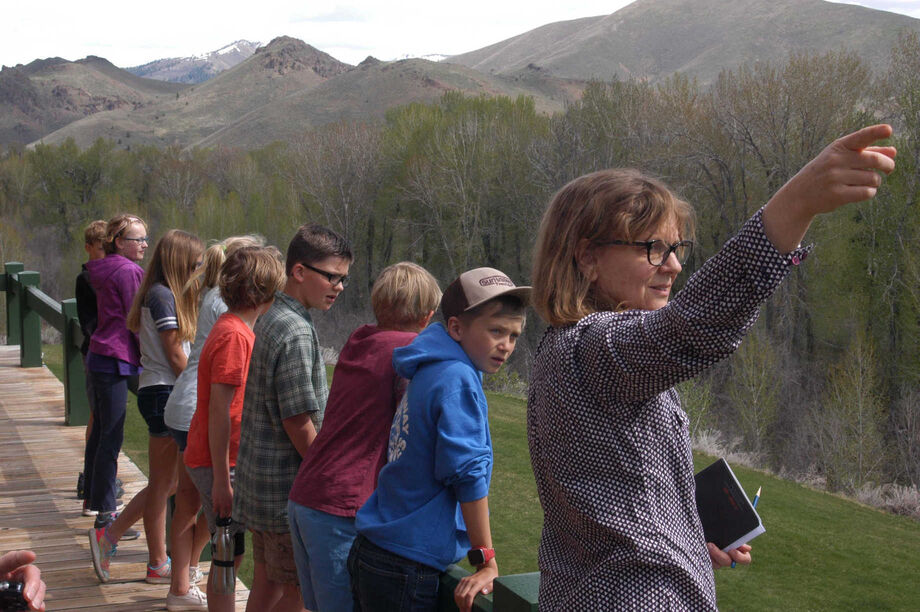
[288,324,417,517]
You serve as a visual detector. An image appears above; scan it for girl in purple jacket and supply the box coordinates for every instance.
[82,214,147,520]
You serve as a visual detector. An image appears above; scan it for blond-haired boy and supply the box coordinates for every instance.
[351,267,530,612]
[287,262,441,612]
[76,220,113,506]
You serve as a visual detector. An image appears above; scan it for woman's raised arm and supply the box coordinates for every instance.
[762,124,896,254]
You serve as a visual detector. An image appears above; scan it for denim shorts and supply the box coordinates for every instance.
[137,385,172,437]
[288,501,357,611]
[347,534,441,611]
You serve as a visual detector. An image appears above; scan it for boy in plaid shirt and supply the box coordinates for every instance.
[233,223,352,610]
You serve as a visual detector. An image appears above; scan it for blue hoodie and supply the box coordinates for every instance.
[355,323,492,571]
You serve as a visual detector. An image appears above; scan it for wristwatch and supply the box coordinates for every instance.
[467,546,495,567]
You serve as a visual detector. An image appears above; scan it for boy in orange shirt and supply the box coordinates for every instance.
[180,246,285,612]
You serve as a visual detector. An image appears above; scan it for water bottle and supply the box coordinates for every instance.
[211,516,235,596]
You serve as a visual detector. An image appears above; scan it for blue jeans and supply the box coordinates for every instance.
[288,501,357,612]
[83,370,127,513]
[347,534,441,612]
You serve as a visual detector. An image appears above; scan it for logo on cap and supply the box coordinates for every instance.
[479,275,513,287]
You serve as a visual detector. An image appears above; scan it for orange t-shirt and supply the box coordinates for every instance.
[184,313,254,469]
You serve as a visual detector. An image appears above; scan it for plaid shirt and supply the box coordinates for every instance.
[233,291,328,532]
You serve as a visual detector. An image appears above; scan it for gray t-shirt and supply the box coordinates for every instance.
[164,287,227,431]
[139,282,190,389]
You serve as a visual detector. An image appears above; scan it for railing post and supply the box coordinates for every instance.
[61,299,89,426]
[18,270,42,367]
[5,262,24,346]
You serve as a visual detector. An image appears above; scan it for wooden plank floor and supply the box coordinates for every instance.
[0,345,250,610]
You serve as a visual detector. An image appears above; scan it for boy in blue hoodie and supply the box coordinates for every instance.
[350,267,530,612]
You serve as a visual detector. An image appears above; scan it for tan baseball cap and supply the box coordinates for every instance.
[440,267,531,321]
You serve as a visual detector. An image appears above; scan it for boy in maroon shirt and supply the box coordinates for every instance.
[287,262,440,612]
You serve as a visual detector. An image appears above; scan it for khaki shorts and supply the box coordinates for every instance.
[251,529,299,585]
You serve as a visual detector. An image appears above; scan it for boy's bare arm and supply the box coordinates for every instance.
[281,412,318,457]
[455,496,498,612]
[208,382,236,517]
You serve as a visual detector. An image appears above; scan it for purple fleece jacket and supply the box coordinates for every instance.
[86,254,144,366]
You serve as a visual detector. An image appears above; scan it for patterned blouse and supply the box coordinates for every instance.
[527,208,809,610]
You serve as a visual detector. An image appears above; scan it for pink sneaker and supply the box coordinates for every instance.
[146,557,172,584]
[88,526,117,582]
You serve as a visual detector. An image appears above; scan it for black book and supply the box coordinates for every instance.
[694,458,765,551]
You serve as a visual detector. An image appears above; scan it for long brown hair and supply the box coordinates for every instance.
[127,229,204,342]
[531,169,694,327]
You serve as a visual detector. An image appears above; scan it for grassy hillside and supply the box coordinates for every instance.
[35,50,578,151]
[35,36,350,149]
[194,58,578,149]
[0,56,186,145]
[42,346,920,608]
[450,0,920,85]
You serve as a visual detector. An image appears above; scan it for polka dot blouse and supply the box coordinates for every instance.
[527,208,809,610]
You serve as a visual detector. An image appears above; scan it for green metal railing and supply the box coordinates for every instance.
[2,261,90,426]
[440,565,539,611]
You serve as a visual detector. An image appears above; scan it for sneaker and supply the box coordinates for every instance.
[76,472,85,500]
[88,525,117,582]
[146,557,172,584]
[189,566,203,585]
[166,584,207,611]
[93,512,142,541]
[122,525,141,541]
[82,501,97,517]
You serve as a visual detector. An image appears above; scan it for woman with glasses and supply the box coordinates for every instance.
[82,214,148,523]
[527,125,896,610]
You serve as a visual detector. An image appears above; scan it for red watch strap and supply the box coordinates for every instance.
[468,546,495,567]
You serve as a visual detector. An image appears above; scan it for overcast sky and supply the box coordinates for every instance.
[3,0,919,69]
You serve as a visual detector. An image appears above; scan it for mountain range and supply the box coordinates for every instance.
[2,0,919,151]
[126,40,261,84]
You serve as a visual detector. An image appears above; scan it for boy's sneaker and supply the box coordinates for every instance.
[76,472,85,499]
[189,565,203,585]
[88,525,117,582]
[93,512,141,541]
[166,584,207,611]
[146,557,172,584]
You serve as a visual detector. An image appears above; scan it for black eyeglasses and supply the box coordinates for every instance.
[595,239,694,266]
[121,236,149,244]
[303,263,349,288]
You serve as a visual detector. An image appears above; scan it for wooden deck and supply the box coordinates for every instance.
[0,345,250,610]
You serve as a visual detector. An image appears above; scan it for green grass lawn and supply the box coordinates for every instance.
[42,345,920,609]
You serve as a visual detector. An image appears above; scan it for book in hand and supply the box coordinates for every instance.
[694,458,765,551]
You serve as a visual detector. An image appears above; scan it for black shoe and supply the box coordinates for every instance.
[93,511,141,541]
[77,472,85,500]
